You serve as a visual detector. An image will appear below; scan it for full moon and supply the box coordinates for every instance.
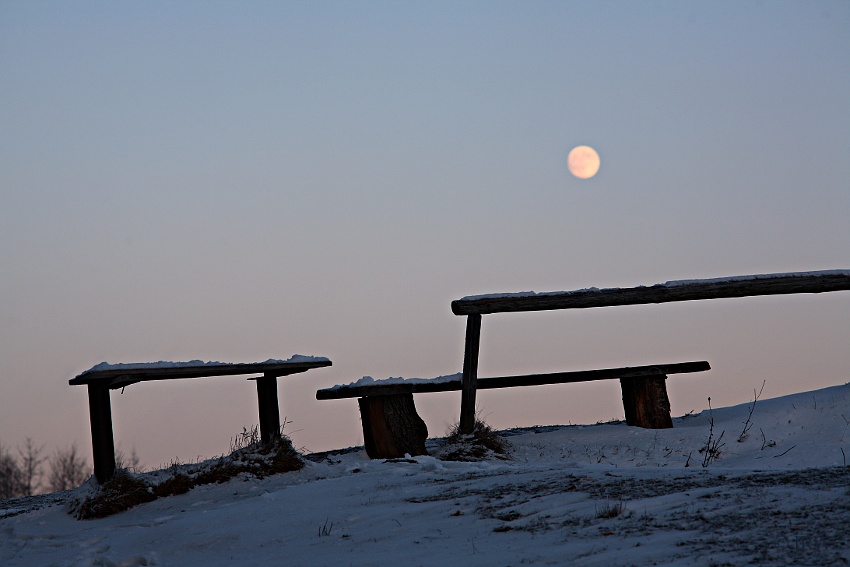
[568,145,600,179]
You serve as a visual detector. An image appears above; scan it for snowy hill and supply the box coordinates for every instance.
[2,383,849,566]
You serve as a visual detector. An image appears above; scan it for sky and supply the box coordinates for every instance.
[1,1,848,471]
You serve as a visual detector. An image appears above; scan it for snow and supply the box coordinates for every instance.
[330,372,463,390]
[662,269,850,287]
[459,269,850,301]
[83,355,330,374]
[460,288,598,301]
[3,383,850,566]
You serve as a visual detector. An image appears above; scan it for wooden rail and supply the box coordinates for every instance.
[451,271,850,315]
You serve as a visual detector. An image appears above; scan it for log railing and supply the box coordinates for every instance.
[451,270,850,434]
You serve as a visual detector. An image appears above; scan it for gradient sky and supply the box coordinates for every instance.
[2,1,848,470]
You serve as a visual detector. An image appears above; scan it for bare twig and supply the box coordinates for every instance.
[700,397,726,467]
[759,428,776,450]
[738,380,766,443]
[773,445,796,458]
[230,425,260,452]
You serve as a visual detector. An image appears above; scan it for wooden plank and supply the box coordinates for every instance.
[69,359,332,388]
[316,361,710,400]
[451,271,850,315]
[476,360,709,390]
[459,314,482,434]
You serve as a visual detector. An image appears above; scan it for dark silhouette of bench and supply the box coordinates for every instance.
[317,269,849,459]
[70,357,331,483]
[317,361,710,459]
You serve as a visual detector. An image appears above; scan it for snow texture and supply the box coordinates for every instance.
[2,383,850,566]
[330,372,463,390]
[662,269,850,287]
[459,269,850,301]
[83,355,329,374]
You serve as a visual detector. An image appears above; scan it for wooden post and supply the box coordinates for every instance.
[87,384,116,483]
[358,394,428,459]
[620,375,673,429]
[256,374,281,444]
[460,314,482,434]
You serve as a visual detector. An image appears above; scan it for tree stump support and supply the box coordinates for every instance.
[619,374,673,428]
[358,394,428,459]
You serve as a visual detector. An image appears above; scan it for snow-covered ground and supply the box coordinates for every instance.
[2,383,849,566]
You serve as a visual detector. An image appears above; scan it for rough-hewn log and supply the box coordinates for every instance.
[620,375,673,429]
[478,361,708,391]
[316,361,710,400]
[451,271,850,315]
[358,394,428,459]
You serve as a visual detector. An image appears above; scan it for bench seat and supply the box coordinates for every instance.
[317,361,709,399]
[317,361,710,459]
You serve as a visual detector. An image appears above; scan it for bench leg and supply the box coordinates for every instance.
[256,374,282,444]
[358,394,428,459]
[87,384,116,483]
[460,314,482,434]
[620,374,673,428]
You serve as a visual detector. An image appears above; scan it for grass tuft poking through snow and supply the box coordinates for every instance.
[72,430,303,519]
[596,499,628,519]
[73,469,156,519]
[437,419,511,461]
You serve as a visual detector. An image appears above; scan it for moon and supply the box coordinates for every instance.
[568,145,600,179]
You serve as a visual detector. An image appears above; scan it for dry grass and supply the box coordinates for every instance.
[436,419,511,462]
[596,499,628,519]
[151,473,192,498]
[74,469,156,519]
[74,433,304,520]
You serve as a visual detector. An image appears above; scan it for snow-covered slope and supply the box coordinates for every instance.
[2,383,849,566]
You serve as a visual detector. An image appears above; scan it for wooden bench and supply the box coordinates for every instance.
[317,361,710,459]
[70,357,331,483]
[317,269,849,458]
